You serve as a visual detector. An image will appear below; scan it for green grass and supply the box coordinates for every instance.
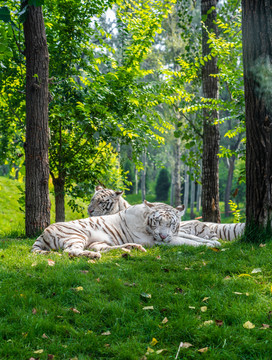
[1,240,272,359]
[1,176,272,359]
[0,176,88,237]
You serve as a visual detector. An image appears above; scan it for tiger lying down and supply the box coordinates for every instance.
[32,201,221,259]
[88,186,245,241]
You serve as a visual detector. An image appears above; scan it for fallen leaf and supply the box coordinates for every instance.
[162,317,168,324]
[198,347,208,353]
[48,355,55,359]
[74,286,83,291]
[101,331,111,336]
[243,321,255,329]
[124,282,136,287]
[96,278,100,282]
[143,306,154,310]
[200,306,207,312]
[202,261,207,266]
[80,270,89,274]
[215,319,223,327]
[87,259,96,263]
[156,349,167,354]
[259,243,266,247]
[202,297,210,302]
[251,268,262,274]
[115,263,120,267]
[238,274,252,278]
[156,256,161,260]
[141,292,152,300]
[182,342,193,348]
[245,292,249,296]
[233,292,243,295]
[184,267,191,270]
[32,308,37,315]
[47,259,55,266]
[71,307,80,314]
[34,349,44,354]
[31,262,37,267]
[42,333,48,339]
[224,276,231,280]
[146,347,154,355]
[260,324,270,329]
[22,332,28,337]
[210,247,220,252]
[189,306,196,309]
[203,320,214,326]
[150,338,158,346]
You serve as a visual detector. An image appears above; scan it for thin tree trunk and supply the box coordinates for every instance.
[135,169,138,194]
[23,3,50,236]
[170,170,174,206]
[242,0,272,230]
[141,150,146,202]
[201,0,221,223]
[190,177,196,219]
[53,177,66,222]
[224,156,235,217]
[173,136,181,207]
[196,182,202,213]
[183,164,189,212]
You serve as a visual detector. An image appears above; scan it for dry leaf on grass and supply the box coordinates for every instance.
[182,342,193,348]
[238,274,252,278]
[243,321,255,329]
[33,349,43,354]
[146,347,154,354]
[150,338,158,346]
[210,247,220,252]
[198,347,208,353]
[71,307,80,314]
[203,320,214,326]
[48,355,55,359]
[162,317,168,324]
[140,292,152,300]
[101,331,111,336]
[143,306,154,310]
[251,268,262,274]
[74,286,83,291]
[233,292,243,295]
[215,319,223,327]
[156,349,167,354]
[200,306,207,312]
[42,333,48,339]
[47,259,55,266]
[32,308,37,315]
[189,306,196,309]
[259,243,266,247]
[202,297,210,302]
[31,262,37,267]
[260,324,270,329]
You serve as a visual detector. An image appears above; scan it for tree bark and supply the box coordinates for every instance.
[190,177,196,219]
[242,0,272,229]
[173,135,181,207]
[141,149,146,202]
[183,164,189,212]
[23,3,51,236]
[53,177,65,223]
[224,156,235,217]
[201,0,221,223]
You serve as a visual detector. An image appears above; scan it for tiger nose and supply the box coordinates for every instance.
[159,233,167,240]
[88,209,94,215]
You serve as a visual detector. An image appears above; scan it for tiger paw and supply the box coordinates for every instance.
[81,251,101,259]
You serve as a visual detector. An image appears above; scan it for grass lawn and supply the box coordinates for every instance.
[1,176,272,359]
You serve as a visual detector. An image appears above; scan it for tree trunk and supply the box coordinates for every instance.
[201,0,221,223]
[224,156,235,217]
[183,164,189,212]
[190,177,196,219]
[173,136,181,207]
[242,0,272,230]
[196,182,202,213]
[141,149,146,202]
[23,3,50,236]
[53,177,65,223]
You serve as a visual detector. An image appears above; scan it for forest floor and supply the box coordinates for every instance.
[1,176,271,359]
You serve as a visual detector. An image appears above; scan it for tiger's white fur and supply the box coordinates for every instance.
[88,186,130,217]
[32,201,221,259]
[88,187,244,241]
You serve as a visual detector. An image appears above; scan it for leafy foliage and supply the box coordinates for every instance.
[155,168,171,201]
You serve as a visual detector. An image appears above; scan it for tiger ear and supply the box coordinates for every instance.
[143,200,155,209]
[95,185,104,191]
[176,204,185,218]
[114,190,123,198]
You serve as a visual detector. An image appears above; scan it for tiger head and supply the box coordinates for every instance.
[88,186,124,217]
[144,200,185,244]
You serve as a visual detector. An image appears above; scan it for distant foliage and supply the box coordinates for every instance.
[155,168,170,201]
[124,159,135,194]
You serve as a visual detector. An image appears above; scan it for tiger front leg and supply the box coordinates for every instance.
[89,242,146,253]
[63,243,101,259]
[168,233,221,248]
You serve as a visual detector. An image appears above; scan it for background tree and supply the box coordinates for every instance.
[155,168,171,201]
[242,0,272,234]
[22,1,51,236]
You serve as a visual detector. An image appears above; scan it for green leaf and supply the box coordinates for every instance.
[0,6,11,23]
[29,0,44,5]
[18,6,28,24]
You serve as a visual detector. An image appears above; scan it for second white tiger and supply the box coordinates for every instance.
[88,186,245,241]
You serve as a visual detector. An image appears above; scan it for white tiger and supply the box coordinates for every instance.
[32,201,221,259]
[87,187,245,241]
[88,186,130,216]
